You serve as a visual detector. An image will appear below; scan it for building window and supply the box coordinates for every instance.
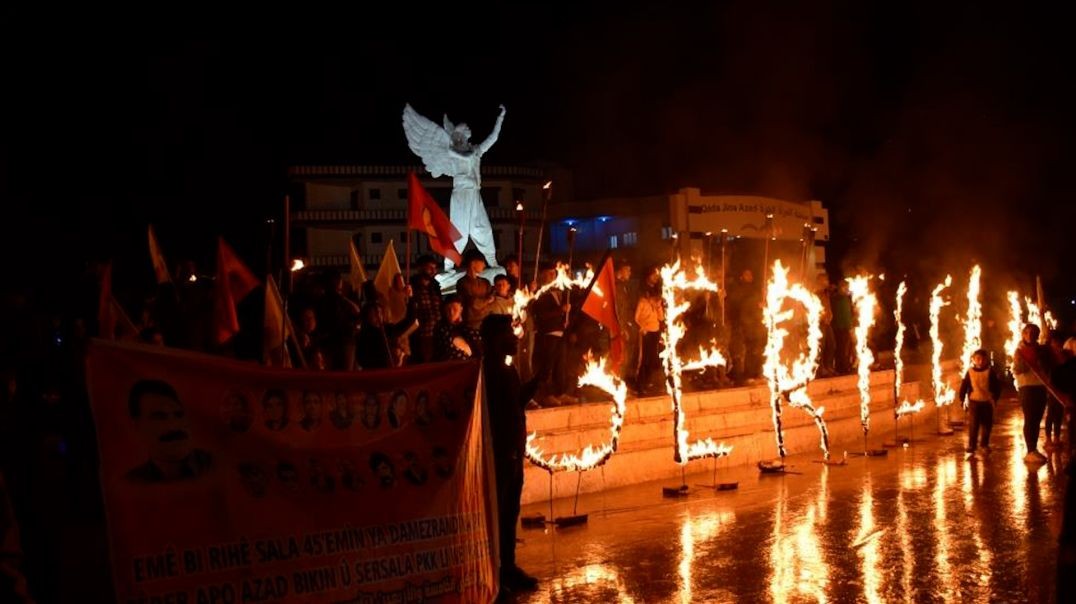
[609,235,619,249]
[369,188,381,201]
[398,188,408,200]
[623,232,638,246]
[480,187,500,208]
[371,232,383,244]
[512,187,525,204]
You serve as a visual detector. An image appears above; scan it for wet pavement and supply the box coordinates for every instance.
[511,396,1069,603]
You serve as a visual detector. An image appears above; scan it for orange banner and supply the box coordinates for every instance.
[86,341,498,604]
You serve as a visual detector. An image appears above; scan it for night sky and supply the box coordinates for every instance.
[2,3,1073,307]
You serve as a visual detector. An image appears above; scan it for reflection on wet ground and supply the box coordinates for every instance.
[511,399,1068,603]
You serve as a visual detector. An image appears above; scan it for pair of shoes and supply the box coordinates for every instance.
[500,565,539,591]
[1024,451,1047,463]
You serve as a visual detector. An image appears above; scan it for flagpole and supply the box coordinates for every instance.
[282,195,291,361]
[532,180,552,288]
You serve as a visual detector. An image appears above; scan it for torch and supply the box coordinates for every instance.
[516,200,525,269]
[531,180,552,288]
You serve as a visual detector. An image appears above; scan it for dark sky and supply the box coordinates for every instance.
[2,3,1073,305]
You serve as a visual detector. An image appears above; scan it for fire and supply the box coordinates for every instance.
[1005,291,1022,374]
[959,265,982,409]
[524,356,627,472]
[290,258,305,272]
[893,280,925,416]
[1025,296,1049,344]
[848,276,877,436]
[660,260,733,463]
[511,262,593,337]
[1045,310,1058,331]
[1025,297,1042,332]
[763,260,829,459]
[895,400,926,416]
[929,275,955,407]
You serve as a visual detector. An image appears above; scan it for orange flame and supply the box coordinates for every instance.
[660,260,733,463]
[763,261,828,458]
[1005,291,1022,374]
[893,280,925,416]
[524,356,627,472]
[930,276,955,407]
[848,275,877,434]
[959,266,982,409]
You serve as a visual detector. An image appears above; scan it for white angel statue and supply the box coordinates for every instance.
[402,103,506,269]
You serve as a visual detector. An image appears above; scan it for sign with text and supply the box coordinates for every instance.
[86,341,497,604]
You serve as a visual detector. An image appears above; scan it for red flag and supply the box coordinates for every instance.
[213,237,261,344]
[97,262,139,341]
[582,256,623,372]
[408,171,462,265]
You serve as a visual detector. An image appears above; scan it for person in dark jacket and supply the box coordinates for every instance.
[958,349,1002,456]
[408,256,443,364]
[830,279,854,375]
[317,272,361,370]
[480,314,539,593]
[1014,324,1053,463]
[531,264,569,404]
[434,296,478,361]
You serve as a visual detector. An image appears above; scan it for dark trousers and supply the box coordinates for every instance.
[1046,396,1065,440]
[834,329,853,374]
[410,334,435,364]
[533,334,564,396]
[820,323,836,374]
[494,450,523,569]
[1020,386,1048,453]
[967,400,994,450]
[637,331,662,392]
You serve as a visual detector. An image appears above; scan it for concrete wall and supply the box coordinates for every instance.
[520,367,959,505]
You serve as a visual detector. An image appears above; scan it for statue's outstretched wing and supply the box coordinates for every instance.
[402,104,453,178]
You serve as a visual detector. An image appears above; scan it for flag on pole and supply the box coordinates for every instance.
[98,262,139,341]
[408,171,463,265]
[348,239,368,294]
[213,237,260,345]
[581,255,623,372]
[374,240,402,299]
[147,225,172,284]
[263,275,295,367]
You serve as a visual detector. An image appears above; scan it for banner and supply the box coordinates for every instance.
[86,341,498,604]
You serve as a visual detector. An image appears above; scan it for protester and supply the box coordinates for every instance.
[816,272,836,377]
[502,254,522,291]
[456,251,494,330]
[1045,331,1068,449]
[296,308,323,369]
[1014,323,1052,462]
[831,279,854,375]
[434,296,478,361]
[480,314,539,593]
[1052,337,1076,452]
[316,272,361,370]
[489,274,515,316]
[615,260,638,384]
[958,348,1001,457]
[531,264,569,405]
[635,268,665,396]
[408,255,443,364]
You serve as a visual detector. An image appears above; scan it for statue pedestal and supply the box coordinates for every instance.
[435,266,506,295]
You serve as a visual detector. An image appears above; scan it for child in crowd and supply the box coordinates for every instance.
[958,348,1002,457]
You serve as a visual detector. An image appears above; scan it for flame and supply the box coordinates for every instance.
[511,262,593,337]
[660,260,733,464]
[930,275,955,407]
[290,258,305,272]
[1025,296,1042,332]
[848,275,878,435]
[1005,291,1023,374]
[1025,296,1049,344]
[1045,310,1058,331]
[959,266,982,409]
[763,260,829,458]
[895,399,926,416]
[524,356,627,472]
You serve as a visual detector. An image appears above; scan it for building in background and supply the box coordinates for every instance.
[289,165,560,274]
[548,187,830,278]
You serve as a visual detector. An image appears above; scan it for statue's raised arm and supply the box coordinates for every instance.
[402,104,454,178]
[476,105,506,156]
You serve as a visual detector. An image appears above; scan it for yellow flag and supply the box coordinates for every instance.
[147,225,172,284]
[374,240,402,299]
[263,275,294,367]
[348,239,368,294]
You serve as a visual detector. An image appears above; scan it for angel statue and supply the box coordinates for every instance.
[402,103,506,270]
